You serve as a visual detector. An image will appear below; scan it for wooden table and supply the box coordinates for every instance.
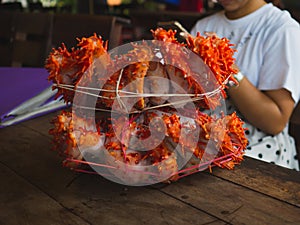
[0,111,299,225]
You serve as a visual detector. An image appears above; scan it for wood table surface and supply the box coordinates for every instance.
[0,111,299,225]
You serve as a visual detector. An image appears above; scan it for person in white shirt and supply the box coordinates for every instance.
[191,0,300,170]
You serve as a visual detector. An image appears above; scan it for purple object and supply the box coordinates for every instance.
[0,67,67,128]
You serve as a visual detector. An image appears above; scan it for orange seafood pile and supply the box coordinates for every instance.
[45,28,248,184]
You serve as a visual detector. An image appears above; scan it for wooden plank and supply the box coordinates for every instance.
[9,113,300,224]
[0,11,14,66]
[160,171,300,225]
[54,174,224,225]
[0,122,222,225]
[23,112,300,207]
[20,110,63,136]
[0,163,89,225]
[209,157,300,207]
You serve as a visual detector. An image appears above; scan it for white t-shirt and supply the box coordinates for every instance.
[191,3,300,170]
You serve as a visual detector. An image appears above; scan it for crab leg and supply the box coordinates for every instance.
[146,61,170,105]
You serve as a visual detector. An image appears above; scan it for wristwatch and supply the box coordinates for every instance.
[228,71,244,87]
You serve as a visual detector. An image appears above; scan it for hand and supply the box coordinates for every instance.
[204,31,218,37]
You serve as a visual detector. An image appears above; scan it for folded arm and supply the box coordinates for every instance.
[227,76,295,135]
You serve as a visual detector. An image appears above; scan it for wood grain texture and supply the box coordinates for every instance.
[1,112,299,225]
[0,163,89,225]
[0,115,221,225]
[161,172,300,225]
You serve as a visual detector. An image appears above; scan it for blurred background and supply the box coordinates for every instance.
[0,0,298,17]
[0,0,299,68]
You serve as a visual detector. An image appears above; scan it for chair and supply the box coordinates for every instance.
[0,2,23,12]
[289,102,300,164]
[0,11,14,66]
[129,10,211,41]
[51,13,130,50]
[282,0,300,22]
[10,12,53,67]
[28,2,44,12]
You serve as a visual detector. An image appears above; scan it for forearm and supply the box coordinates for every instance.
[227,77,294,135]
